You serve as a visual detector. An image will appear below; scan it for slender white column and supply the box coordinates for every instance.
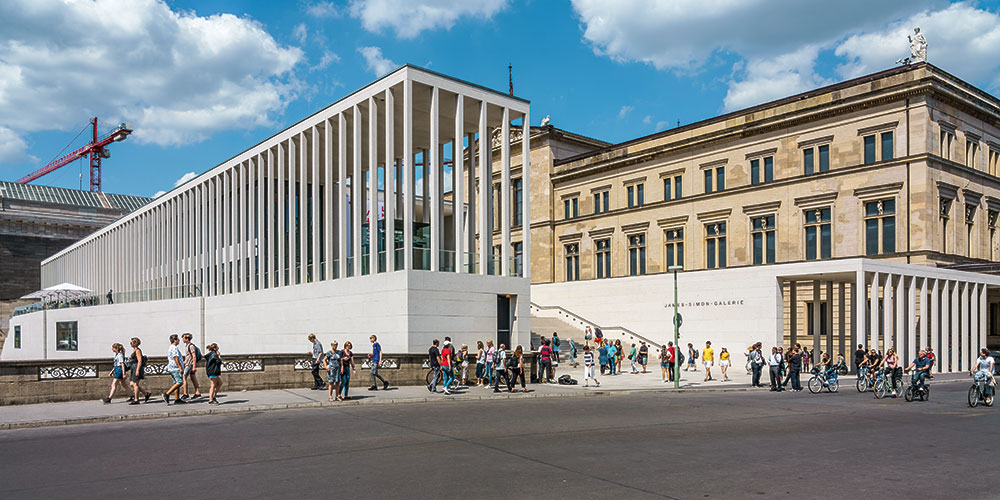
[466,132,476,261]
[369,96,379,274]
[930,278,939,369]
[453,94,464,273]
[838,282,846,360]
[242,160,249,291]
[229,168,236,294]
[236,162,244,293]
[299,131,308,284]
[324,120,334,280]
[385,88,396,272]
[422,148,429,224]
[256,153,263,290]
[500,107,511,277]
[895,275,904,355]
[962,282,970,371]
[477,101,489,275]
[429,87,440,272]
[289,138,297,284]
[970,283,979,369]
[522,110,531,279]
[338,112,348,278]
[907,276,917,362]
[267,149,276,288]
[919,277,928,358]
[278,142,287,286]
[312,126,320,282]
[951,281,959,372]
[979,283,988,356]
[869,272,879,348]
[353,104,362,277]
[403,80,414,271]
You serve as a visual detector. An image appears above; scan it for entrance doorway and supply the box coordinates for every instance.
[497,295,513,347]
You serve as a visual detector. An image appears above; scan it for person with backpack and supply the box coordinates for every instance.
[749,342,764,387]
[569,339,579,368]
[628,343,638,374]
[181,333,202,400]
[598,341,609,375]
[583,344,600,387]
[666,341,677,382]
[686,343,698,372]
[538,340,553,383]
[103,343,129,404]
[508,345,527,393]
[323,341,342,402]
[493,343,510,393]
[162,334,186,405]
[204,343,223,404]
[552,332,561,362]
[127,337,150,405]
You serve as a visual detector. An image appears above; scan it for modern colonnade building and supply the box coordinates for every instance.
[7,66,532,360]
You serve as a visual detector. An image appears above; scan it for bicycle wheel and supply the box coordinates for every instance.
[874,380,887,399]
[904,386,914,402]
[969,386,979,407]
[426,370,435,386]
[922,386,929,401]
[856,376,868,393]
[986,394,994,407]
[827,378,839,393]
[808,376,822,394]
[839,366,848,376]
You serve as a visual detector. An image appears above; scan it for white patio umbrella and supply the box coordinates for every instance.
[20,283,93,301]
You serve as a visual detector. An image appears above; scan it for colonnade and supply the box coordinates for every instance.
[41,66,531,299]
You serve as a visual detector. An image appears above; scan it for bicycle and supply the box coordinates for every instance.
[903,370,930,402]
[873,368,903,399]
[808,367,840,393]
[424,365,460,390]
[968,372,995,407]
[856,366,875,393]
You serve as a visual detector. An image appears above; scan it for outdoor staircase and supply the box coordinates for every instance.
[529,302,662,350]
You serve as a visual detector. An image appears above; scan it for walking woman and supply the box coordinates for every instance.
[475,341,486,386]
[460,344,470,386]
[508,345,527,393]
[339,341,357,400]
[104,343,129,403]
[719,347,731,382]
[484,340,496,388]
[583,345,600,387]
[205,343,223,404]
[323,341,341,402]
[127,337,150,405]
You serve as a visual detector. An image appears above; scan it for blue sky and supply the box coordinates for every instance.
[2,0,1000,197]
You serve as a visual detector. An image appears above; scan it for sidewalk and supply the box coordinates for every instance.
[0,365,970,430]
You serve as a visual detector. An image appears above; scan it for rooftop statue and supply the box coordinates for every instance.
[909,26,927,63]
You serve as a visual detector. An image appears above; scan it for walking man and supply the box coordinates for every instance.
[750,343,764,387]
[106,289,114,304]
[308,334,326,390]
[427,339,442,393]
[552,332,561,362]
[162,334,186,405]
[703,341,715,382]
[368,335,389,391]
[539,340,553,383]
[181,333,201,399]
[493,344,510,393]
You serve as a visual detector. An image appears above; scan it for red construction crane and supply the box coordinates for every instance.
[16,117,132,192]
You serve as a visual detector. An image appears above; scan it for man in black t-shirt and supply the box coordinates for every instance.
[427,339,441,393]
[854,345,866,373]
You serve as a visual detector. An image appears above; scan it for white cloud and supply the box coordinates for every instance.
[617,105,634,119]
[349,0,508,39]
[0,126,35,163]
[311,50,341,71]
[571,0,989,111]
[0,0,303,160]
[293,22,308,44]
[358,46,397,77]
[655,120,669,131]
[642,115,651,125]
[305,1,340,18]
[173,171,197,187]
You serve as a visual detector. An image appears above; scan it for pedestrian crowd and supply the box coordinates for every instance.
[308,334,391,402]
[103,333,224,406]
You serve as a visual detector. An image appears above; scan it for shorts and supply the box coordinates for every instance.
[720,360,730,367]
[168,370,183,385]
[704,361,713,368]
[112,366,124,380]
[208,375,220,379]
[183,365,196,376]
[660,362,668,368]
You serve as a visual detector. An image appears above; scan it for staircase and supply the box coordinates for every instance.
[529,302,662,350]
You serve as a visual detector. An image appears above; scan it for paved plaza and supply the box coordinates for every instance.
[0,374,991,500]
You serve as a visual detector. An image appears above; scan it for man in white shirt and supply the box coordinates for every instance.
[162,334,186,405]
[768,347,784,392]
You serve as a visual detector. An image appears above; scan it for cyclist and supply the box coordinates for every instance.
[972,348,996,396]
[905,349,931,391]
[879,348,900,397]
[815,352,835,380]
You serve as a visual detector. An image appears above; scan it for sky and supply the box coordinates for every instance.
[1,0,1000,198]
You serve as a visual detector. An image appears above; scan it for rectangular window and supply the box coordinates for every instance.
[706,222,727,269]
[13,325,20,349]
[818,144,829,172]
[751,215,776,265]
[594,191,609,214]
[595,239,612,279]
[627,185,635,208]
[751,159,760,185]
[881,132,893,162]
[564,197,578,219]
[664,177,672,201]
[628,233,646,276]
[764,157,773,183]
[55,321,78,351]
[665,228,684,269]
[805,207,832,260]
[565,243,580,281]
[637,183,644,206]
[803,149,814,175]
[512,178,523,228]
[863,135,877,164]
[751,157,772,184]
[966,140,979,170]
[674,176,682,199]
[864,199,896,255]
[940,129,954,160]
[704,169,713,194]
[513,242,523,276]
[989,149,1000,177]
[716,167,725,191]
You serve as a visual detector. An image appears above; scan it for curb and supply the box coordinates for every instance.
[0,377,972,431]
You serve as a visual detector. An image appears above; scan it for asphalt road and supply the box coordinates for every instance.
[0,382,994,500]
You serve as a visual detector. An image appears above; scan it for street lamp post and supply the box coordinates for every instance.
[668,265,683,389]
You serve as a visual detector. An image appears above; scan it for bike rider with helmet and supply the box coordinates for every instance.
[905,349,932,391]
[972,348,996,396]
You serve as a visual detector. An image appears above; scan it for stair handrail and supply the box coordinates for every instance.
[530,302,662,349]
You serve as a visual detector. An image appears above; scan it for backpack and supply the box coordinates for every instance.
[554,337,560,347]
[558,374,577,385]
[677,352,685,365]
[190,344,202,363]
[693,349,699,360]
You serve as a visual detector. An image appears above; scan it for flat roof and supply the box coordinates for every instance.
[0,181,149,212]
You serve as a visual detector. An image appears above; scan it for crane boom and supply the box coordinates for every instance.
[16,117,132,191]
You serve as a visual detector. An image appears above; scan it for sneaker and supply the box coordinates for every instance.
[173,398,187,404]
[443,389,451,395]
[127,396,135,403]
[129,401,140,405]
[427,385,433,393]
[383,381,389,390]
[162,393,170,404]
[102,398,111,404]
[368,386,377,391]
[144,392,151,403]
[180,394,189,400]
